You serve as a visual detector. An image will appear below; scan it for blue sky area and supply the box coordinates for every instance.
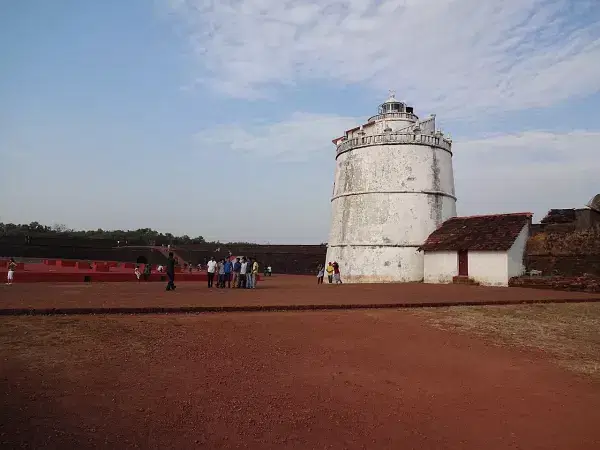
[1,0,599,243]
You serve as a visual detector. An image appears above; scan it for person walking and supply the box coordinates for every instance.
[165,252,176,291]
[206,256,217,288]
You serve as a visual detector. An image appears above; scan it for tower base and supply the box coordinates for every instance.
[324,245,424,283]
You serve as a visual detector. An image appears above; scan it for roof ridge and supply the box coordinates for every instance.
[448,212,533,220]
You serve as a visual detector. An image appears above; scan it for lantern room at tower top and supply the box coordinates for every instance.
[376,90,414,115]
[332,91,440,147]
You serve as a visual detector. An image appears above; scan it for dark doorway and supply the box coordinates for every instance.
[136,255,148,265]
[458,251,468,276]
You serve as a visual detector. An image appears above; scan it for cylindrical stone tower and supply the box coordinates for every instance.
[325,92,457,283]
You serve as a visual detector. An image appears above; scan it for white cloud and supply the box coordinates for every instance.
[195,112,600,221]
[168,0,600,117]
[454,130,600,220]
[194,112,359,162]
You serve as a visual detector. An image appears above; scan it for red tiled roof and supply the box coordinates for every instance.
[419,213,532,252]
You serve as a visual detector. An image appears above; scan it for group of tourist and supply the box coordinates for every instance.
[158,253,262,291]
[205,256,259,289]
[317,261,342,284]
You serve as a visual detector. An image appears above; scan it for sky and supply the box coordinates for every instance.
[0,0,599,244]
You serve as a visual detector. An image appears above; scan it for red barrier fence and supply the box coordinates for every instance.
[60,260,77,267]
[94,264,111,272]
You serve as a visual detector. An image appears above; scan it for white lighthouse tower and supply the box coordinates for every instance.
[325,92,457,283]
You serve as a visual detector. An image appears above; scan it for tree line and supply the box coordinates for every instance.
[0,222,258,246]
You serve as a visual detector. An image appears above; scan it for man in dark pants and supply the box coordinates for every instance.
[143,262,151,281]
[239,257,247,288]
[166,252,176,291]
[224,258,232,288]
[232,257,241,288]
[206,256,217,288]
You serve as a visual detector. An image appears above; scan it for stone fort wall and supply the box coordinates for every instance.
[526,209,600,276]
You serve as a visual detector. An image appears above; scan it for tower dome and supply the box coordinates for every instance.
[325,93,457,283]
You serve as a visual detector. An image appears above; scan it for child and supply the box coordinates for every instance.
[6,258,16,285]
[317,265,324,284]
[134,265,141,282]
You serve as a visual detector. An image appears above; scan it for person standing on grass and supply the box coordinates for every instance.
[6,258,16,285]
[206,256,217,288]
[251,258,259,288]
[223,258,233,288]
[332,261,342,284]
[326,262,334,284]
[317,264,324,284]
[166,252,176,291]
[232,257,241,288]
[239,257,248,288]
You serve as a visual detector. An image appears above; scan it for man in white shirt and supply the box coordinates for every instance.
[239,257,248,288]
[206,257,217,288]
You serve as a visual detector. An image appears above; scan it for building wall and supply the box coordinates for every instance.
[423,251,457,283]
[327,142,456,283]
[507,224,529,278]
[326,245,424,283]
[468,251,508,286]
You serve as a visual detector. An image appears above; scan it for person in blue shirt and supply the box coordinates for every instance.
[223,258,233,288]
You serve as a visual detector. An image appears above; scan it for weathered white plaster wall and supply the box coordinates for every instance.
[468,252,508,286]
[325,245,424,283]
[423,251,458,283]
[507,224,529,278]
[334,145,455,198]
[326,139,456,283]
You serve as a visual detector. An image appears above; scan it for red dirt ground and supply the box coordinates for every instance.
[1,311,599,449]
[1,276,599,312]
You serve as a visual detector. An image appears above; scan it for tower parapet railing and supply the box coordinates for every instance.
[336,132,452,157]
[367,112,419,122]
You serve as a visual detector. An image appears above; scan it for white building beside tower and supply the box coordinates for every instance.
[325,92,457,283]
